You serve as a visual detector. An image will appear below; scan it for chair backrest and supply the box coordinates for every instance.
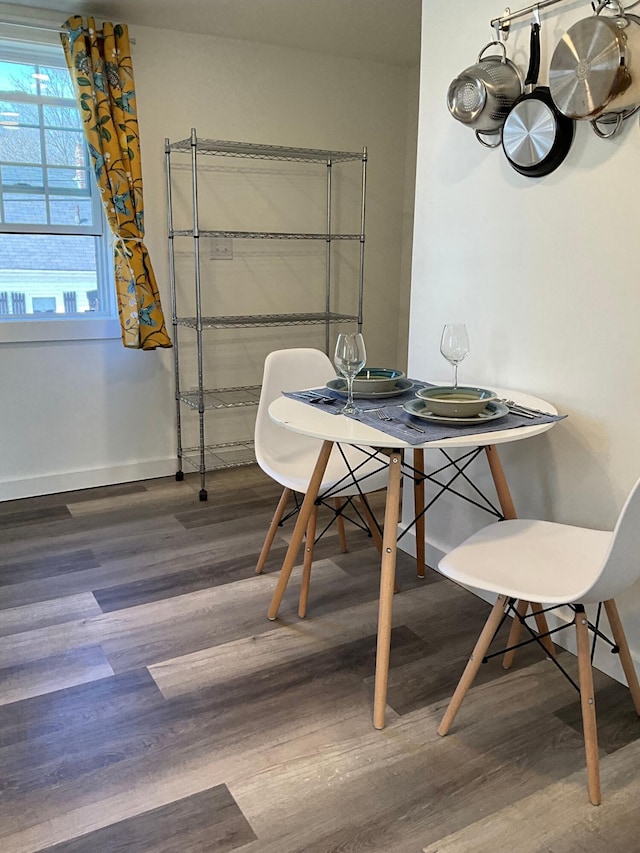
[583,476,640,602]
[254,347,336,474]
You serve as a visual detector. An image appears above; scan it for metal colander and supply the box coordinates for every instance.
[449,76,486,120]
[447,42,523,133]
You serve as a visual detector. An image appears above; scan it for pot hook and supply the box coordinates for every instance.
[494,8,511,41]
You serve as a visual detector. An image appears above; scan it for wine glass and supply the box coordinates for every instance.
[440,323,469,388]
[334,332,367,414]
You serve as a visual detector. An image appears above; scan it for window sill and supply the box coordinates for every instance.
[0,315,122,344]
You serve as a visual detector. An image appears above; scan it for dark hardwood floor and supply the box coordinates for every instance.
[1,466,640,852]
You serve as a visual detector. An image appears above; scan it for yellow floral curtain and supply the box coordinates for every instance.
[61,16,171,350]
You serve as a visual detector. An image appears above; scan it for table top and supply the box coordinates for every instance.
[269,386,558,450]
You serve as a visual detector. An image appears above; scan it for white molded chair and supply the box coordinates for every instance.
[437,477,640,805]
[254,348,389,616]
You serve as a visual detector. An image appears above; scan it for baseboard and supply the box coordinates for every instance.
[0,458,178,502]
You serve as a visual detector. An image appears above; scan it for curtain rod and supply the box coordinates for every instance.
[0,18,136,43]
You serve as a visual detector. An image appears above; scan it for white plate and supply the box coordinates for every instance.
[326,377,414,399]
[402,399,509,424]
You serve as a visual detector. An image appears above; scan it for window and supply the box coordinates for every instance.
[0,37,118,342]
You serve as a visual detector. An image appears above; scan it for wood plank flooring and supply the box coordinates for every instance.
[1,466,640,852]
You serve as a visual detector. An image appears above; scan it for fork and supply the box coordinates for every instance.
[376,408,425,433]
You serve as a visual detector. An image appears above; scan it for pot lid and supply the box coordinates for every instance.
[549,17,626,118]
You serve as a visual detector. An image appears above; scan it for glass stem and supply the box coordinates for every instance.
[346,375,354,409]
[453,364,458,388]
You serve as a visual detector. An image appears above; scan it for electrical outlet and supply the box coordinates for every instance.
[209,237,233,260]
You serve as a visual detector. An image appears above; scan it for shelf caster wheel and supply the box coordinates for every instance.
[175,471,184,481]
[199,489,208,501]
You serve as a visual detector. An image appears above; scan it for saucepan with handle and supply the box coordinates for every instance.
[549,0,640,139]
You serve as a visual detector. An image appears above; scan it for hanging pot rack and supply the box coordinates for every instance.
[491,0,640,39]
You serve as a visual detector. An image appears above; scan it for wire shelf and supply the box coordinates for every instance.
[179,386,262,410]
[176,312,358,330]
[170,229,361,241]
[167,137,363,163]
[180,441,256,471]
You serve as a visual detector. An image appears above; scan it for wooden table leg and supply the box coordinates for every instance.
[484,445,556,661]
[413,448,426,578]
[485,444,517,520]
[373,450,403,730]
[298,505,318,618]
[267,440,333,621]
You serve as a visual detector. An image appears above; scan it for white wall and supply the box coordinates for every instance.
[0,9,418,500]
[408,0,640,679]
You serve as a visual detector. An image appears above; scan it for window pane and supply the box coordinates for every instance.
[0,125,41,163]
[4,194,46,223]
[43,105,81,129]
[0,100,38,126]
[45,128,85,166]
[32,295,56,313]
[0,61,36,95]
[37,65,74,99]
[0,233,108,315]
[47,166,91,193]
[50,196,94,226]
[0,41,114,335]
[1,164,44,189]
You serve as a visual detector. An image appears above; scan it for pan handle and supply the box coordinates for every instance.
[525,23,541,89]
[590,113,623,138]
[475,129,502,148]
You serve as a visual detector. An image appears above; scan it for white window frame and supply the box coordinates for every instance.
[0,32,120,343]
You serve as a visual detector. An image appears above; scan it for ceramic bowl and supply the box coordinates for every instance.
[351,367,406,393]
[415,385,498,418]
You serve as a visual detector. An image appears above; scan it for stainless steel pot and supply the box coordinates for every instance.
[549,0,640,137]
[447,41,523,148]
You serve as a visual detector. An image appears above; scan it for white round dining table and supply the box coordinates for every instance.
[266,386,559,729]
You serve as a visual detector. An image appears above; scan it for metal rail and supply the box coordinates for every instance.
[491,0,640,35]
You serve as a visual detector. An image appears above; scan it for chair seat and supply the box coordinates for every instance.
[439,518,612,605]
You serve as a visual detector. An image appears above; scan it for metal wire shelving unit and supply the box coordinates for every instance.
[165,129,367,500]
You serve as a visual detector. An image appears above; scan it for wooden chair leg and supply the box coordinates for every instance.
[413,448,426,578]
[575,606,601,805]
[255,487,292,574]
[268,441,333,621]
[530,601,556,658]
[502,599,557,670]
[358,495,383,558]
[298,505,318,618]
[604,599,640,715]
[438,595,508,736]
[334,498,348,553]
[502,599,528,670]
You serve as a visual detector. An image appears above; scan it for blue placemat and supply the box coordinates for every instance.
[284,382,566,446]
